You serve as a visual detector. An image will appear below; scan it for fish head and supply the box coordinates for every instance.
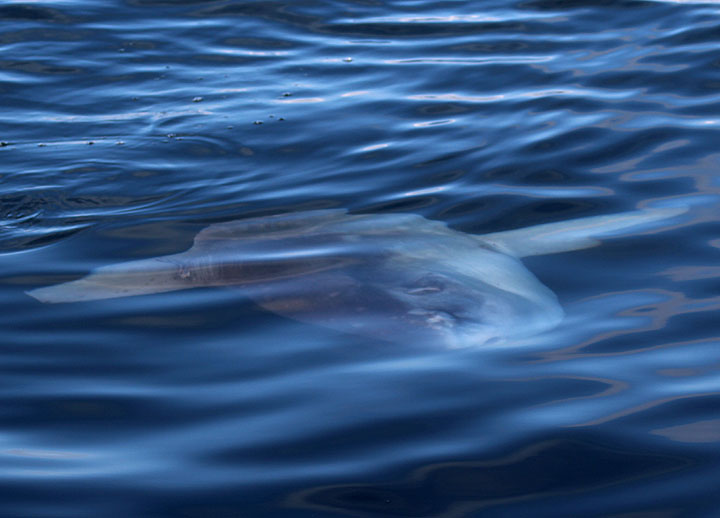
[383,267,562,348]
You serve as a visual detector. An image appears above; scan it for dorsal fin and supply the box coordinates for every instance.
[193,209,348,246]
[481,207,687,258]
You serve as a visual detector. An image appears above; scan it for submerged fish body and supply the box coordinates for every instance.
[27,207,685,347]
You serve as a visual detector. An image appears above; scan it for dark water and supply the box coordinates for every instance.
[2,0,720,516]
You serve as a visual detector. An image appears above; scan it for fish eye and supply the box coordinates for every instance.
[406,274,446,295]
[407,286,442,295]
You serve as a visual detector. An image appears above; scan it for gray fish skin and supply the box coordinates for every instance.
[26,207,685,347]
[27,255,194,303]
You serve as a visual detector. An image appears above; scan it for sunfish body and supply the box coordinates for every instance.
[27,207,684,347]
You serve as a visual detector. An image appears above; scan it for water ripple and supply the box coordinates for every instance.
[1,0,719,515]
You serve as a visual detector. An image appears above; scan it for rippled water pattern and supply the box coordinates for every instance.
[2,0,720,516]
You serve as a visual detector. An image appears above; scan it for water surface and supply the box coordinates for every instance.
[2,0,720,516]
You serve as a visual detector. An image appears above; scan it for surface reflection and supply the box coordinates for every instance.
[288,435,688,517]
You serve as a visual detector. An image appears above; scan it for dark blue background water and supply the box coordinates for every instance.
[2,0,720,516]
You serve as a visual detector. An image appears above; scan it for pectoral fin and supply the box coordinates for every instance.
[481,206,686,257]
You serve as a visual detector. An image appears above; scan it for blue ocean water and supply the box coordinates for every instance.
[2,0,720,516]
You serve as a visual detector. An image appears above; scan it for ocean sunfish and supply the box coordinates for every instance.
[27,207,685,347]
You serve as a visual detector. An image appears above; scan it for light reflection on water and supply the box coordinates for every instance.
[1,0,720,515]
